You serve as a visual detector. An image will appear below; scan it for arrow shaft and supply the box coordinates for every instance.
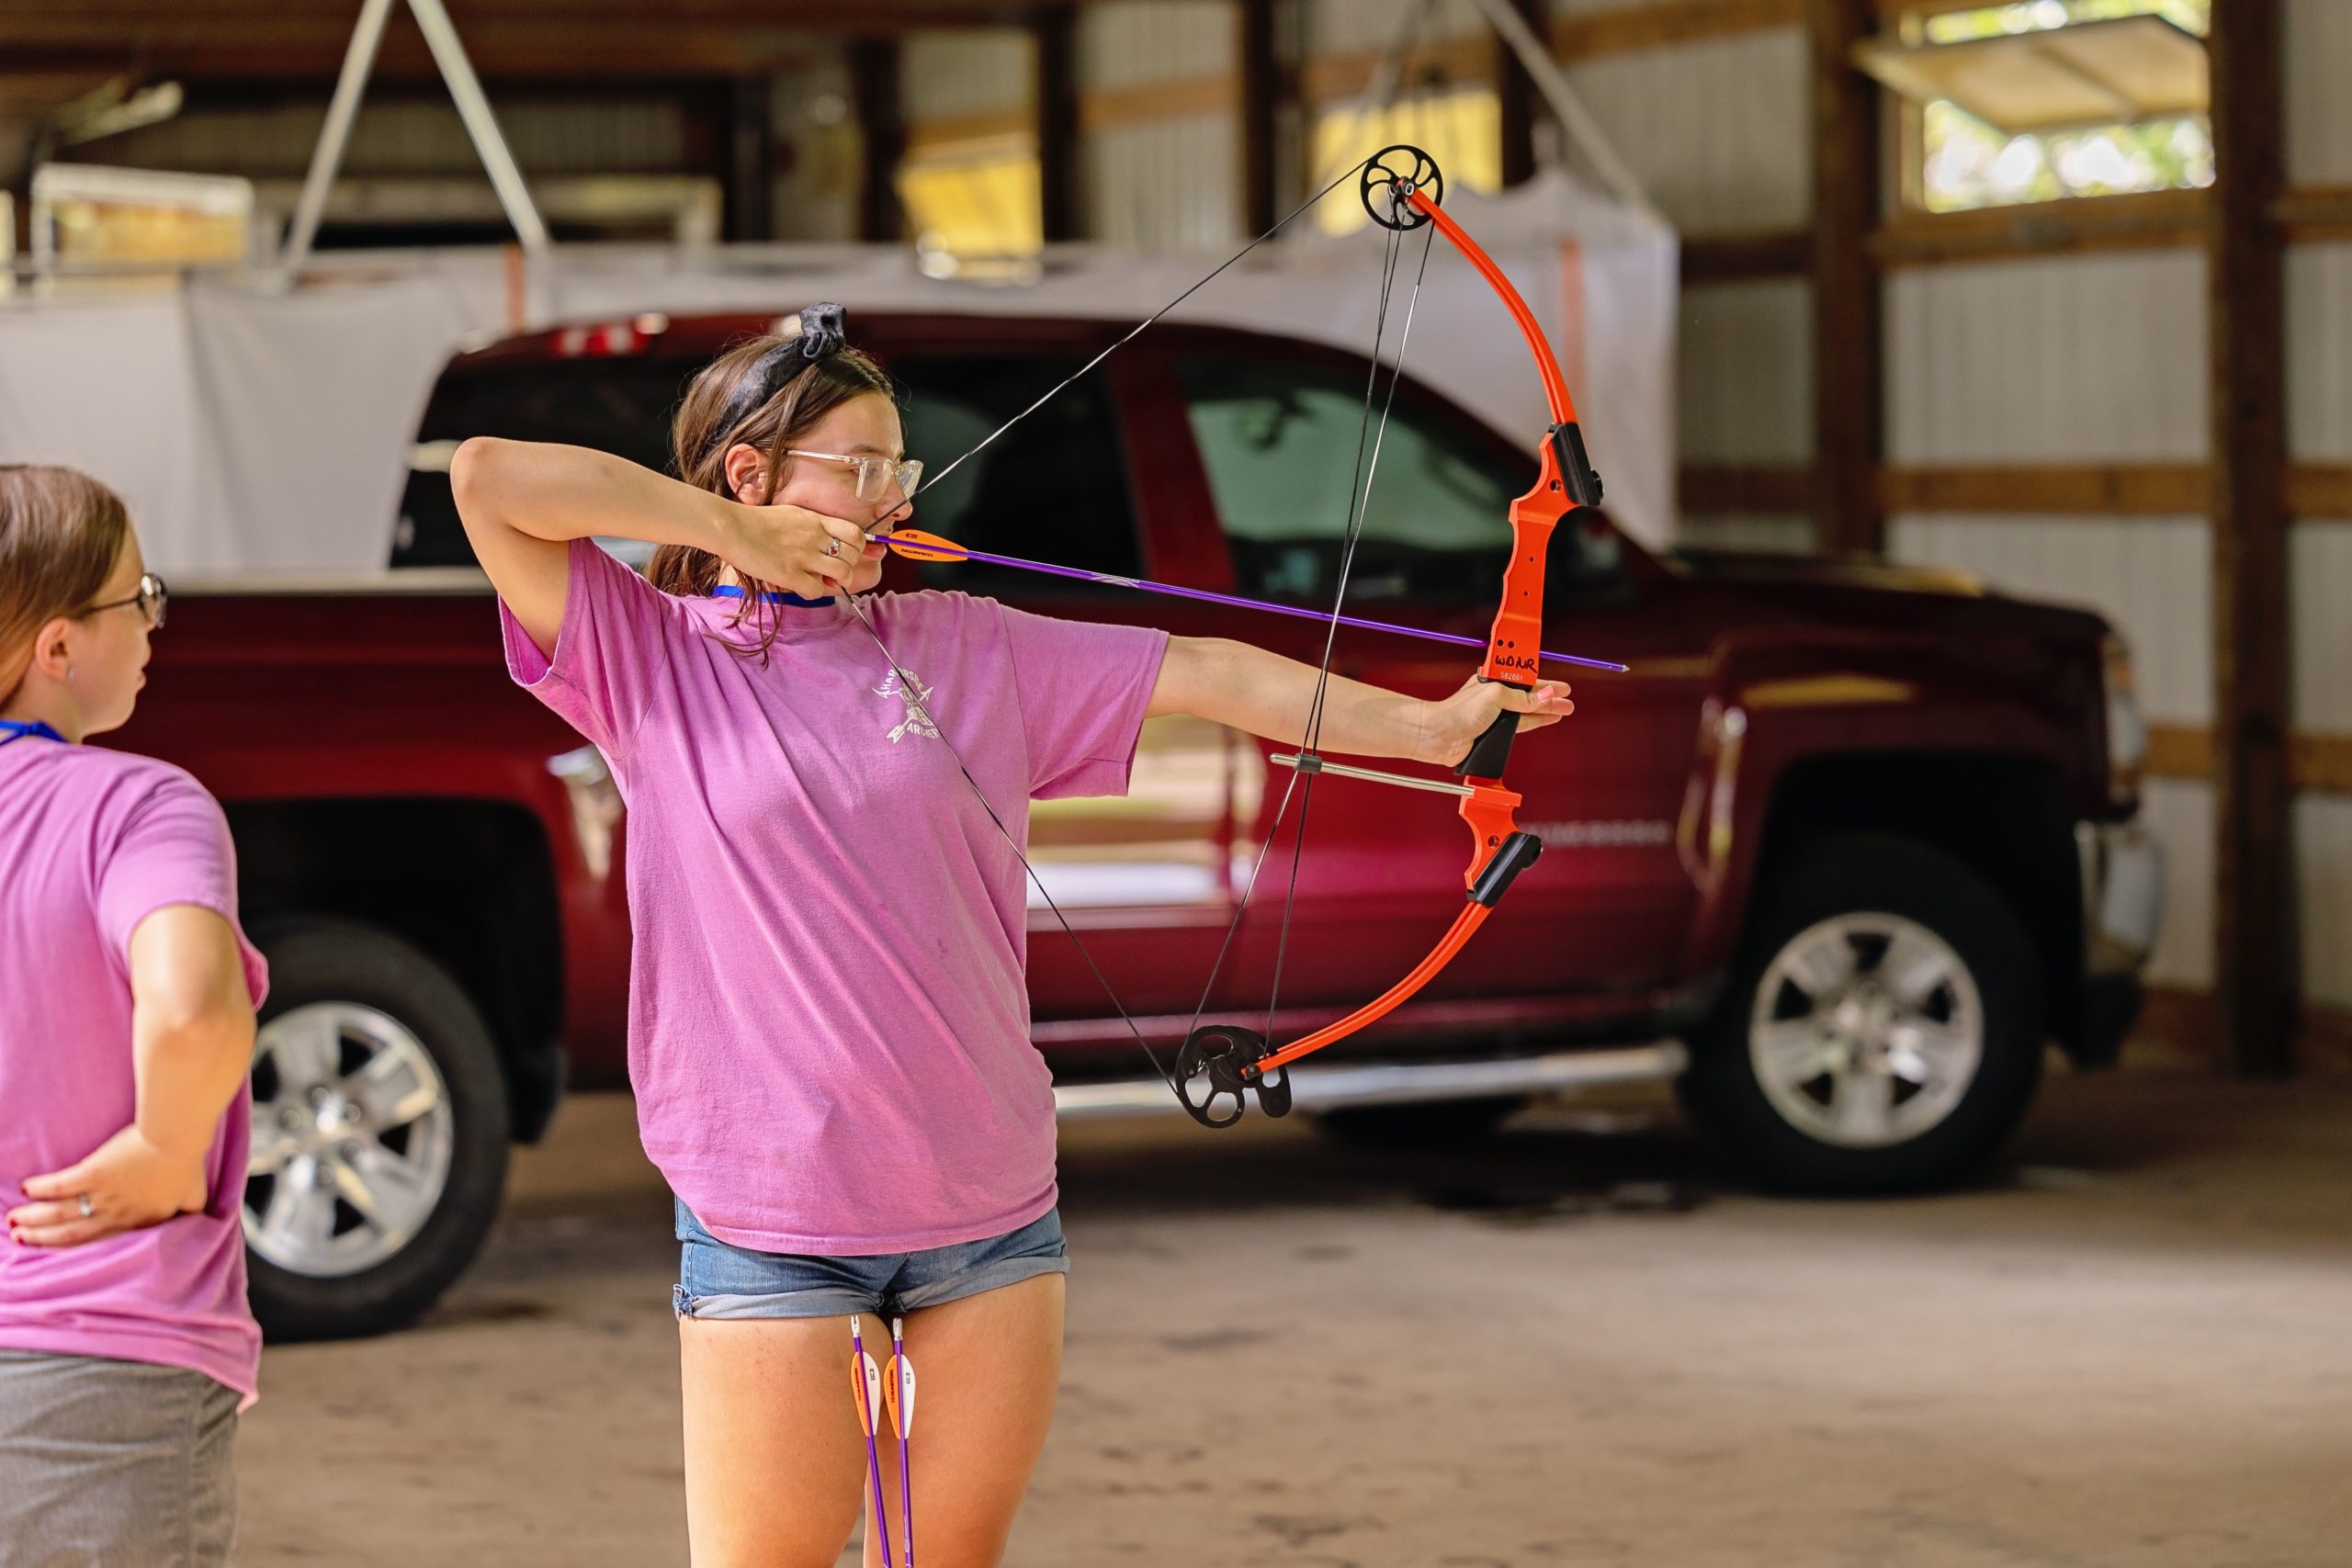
[871,532,1627,674]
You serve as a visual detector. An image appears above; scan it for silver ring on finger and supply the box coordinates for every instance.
[77,1193,94,1218]
[826,539,842,558]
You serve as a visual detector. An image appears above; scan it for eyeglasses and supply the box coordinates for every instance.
[786,450,922,504]
[80,572,168,631]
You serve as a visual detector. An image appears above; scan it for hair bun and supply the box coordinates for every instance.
[793,302,847,362]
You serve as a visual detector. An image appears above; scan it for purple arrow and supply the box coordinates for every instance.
[867,530,1629,674]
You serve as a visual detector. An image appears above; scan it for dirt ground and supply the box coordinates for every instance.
[234,1062,2352,1567]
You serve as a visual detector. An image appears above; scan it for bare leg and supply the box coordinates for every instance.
[680,1315,866,1568]
[679,1274,1065,1568]
[866,1274,1065,1568]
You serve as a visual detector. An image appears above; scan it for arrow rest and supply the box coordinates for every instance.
[1173,1023,1292,1128]
[1361,144,1444,231]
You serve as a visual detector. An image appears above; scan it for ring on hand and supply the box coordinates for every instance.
[77,1193,94,1219]
[826,539,842,558]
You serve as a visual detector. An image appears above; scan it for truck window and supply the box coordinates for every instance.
[394,357,697,569]
[1175,355,1528,607]
[887,354,1143,596]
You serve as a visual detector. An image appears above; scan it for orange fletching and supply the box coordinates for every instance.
[878,527,968,564]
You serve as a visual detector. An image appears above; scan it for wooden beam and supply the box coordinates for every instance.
[1873,187,2207,266]
[849,36,905,244]
[1080,75,1238,131]
[1296,34,1495,106]
[1681,228,1812,283]
[2287,465,2352,518]
[1238,0,1279,236]
[1552,0,1804,59]
[2276,184,2352,244]
[2143,725,2352,798]
[2207,0,2295,1077]
[1809,0,1883,556]
[1033,6,1079,243]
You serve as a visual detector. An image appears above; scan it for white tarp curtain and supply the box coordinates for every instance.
[0,167,1675,576]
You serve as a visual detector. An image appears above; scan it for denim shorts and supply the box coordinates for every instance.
[673,1201,1069,1321]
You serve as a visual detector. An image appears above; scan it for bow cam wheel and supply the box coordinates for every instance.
[1361,144,1444,231]
[1174,1024,1269,1129]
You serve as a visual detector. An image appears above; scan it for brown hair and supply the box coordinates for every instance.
[650,332,895,656]
[0,465,130,705]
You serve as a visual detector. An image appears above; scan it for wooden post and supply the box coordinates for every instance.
[1033,5,1080,243]
[1807,0,1883,557]
[2209,0,2296,1077]
[1496,0,1545,188]
[1238,0,1279,235]
[848,36,904,243]
[724,75,775,243]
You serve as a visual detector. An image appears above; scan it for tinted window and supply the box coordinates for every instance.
[1177,355,1522,605]
[888,355,1142,595]
[393,357,697,568]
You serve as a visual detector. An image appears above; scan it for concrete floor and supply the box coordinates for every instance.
[236,1064,2352,1567]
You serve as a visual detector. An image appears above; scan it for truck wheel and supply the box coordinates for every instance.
[1678,832,2043,1193]
[243,919,510,1340]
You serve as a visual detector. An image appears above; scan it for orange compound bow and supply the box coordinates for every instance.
[829,144,1611,1130]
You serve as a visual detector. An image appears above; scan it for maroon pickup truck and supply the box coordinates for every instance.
[119,310,2160,1339]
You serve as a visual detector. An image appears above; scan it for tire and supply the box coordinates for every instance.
[243,919,511,1340]
[1313,1096,1525,1151]
[1677,831,2044,1194]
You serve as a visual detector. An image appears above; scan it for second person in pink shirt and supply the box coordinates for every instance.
[450,306,1573,1567]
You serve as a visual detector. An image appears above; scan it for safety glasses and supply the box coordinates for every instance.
[786,449,922,504]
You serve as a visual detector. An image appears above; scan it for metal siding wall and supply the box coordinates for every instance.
[1081,2,1235,86]
[903,29,1035,121]
[1308,0,1490,55]
[1085,118,1240,250]
[2301,797,2352,1013]
[2284,0,2352,186]
[2288,244,2352,464]
[1076,4,1238,251]
[1886,251,2210,462]
[96,97,689,176]
[1888,516,2212,725]
[1677,513,1815,553]
[1889,514,2215,992]
[1563,29,1810,236]
[2292,526,2352,736]
[1679,277,1814,464]
[2143,779,2216,989]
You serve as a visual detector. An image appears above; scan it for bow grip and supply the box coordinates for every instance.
[1454,681,1530,778]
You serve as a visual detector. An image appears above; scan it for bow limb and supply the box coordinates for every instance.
[1250,781,1543,1077]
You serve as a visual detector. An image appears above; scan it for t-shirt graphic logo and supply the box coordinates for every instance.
[874,669,942,743]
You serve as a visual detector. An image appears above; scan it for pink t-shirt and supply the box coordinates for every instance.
[0,739,268,1405]
[503,540,1166,1253]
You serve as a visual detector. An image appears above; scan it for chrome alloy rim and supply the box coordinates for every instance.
[245,1003,455,1277]
[1747,914,1984,1149]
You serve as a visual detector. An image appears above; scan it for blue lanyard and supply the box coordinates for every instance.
[711,585,833,608]
[0,719,65,747]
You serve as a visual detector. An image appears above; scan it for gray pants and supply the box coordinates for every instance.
[0,1350,239,1568]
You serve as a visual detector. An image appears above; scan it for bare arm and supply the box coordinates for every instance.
[1146,636,1572,768]
[9,906,256,1247]
[449,437,867,657]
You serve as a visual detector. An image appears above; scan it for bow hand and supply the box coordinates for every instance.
[1421,676,1573,774]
